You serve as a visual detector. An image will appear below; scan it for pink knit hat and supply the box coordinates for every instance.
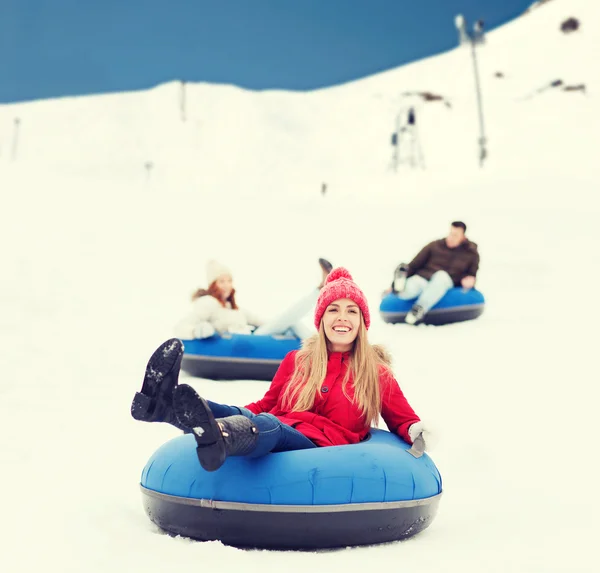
[314,267,371,330]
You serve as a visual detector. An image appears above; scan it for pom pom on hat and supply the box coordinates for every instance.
[206,260,232,285]
[314,267,371,330]
[324,267,354,284]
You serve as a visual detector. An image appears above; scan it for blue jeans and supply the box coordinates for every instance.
[399,270,454,312]
[207,401,317,458]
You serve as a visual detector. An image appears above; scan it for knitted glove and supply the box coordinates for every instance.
[193,321,216,339]
[408,421,437,451]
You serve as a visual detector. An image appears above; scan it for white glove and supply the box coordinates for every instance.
[408,421,437,451]
[193,321,216,339]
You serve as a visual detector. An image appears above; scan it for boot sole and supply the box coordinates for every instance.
[319,258,333,274]
[131,338,184,422]
[172,384,226,472]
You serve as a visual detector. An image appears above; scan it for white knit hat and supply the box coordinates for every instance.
[206,260,232,285]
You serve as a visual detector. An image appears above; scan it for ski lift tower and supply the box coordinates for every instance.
[390,102,425,171]
[455,15,488,167]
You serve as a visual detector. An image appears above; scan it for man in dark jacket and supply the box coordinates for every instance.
[390,221,480,324]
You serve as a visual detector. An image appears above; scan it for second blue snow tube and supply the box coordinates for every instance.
[180,333,301,380]
[380,287,485,325]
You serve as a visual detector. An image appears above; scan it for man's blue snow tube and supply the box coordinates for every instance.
[140,429,443,549]
[380,288,485,325]
[180,333,301,381]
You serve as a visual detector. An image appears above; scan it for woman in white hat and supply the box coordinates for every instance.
[174,258,333,340]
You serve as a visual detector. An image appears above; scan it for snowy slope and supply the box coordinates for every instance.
[1,0,597,184]
[1,0,598,571]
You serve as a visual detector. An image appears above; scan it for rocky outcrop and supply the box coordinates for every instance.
[401,91,452,108]
[562,84,586,94]
[560,18,580,33]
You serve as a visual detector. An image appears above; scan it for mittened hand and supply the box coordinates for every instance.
[408,421,437,451]
[193,322,216,339]
[461,275,476,290]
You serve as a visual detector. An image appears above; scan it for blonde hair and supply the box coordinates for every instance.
[281,315,392,426]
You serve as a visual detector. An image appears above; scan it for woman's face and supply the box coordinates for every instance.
[215,274,233,300]
[322,298,361,352]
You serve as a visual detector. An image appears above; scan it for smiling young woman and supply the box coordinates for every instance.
[132,268,432,472]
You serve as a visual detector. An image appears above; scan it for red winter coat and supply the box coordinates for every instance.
[245,350,420,447]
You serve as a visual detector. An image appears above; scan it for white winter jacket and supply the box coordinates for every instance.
[174,295,264,339]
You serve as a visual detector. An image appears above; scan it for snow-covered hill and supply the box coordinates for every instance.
[1,0,596,184]
[1,1,598,571]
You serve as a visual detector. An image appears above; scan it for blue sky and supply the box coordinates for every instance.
[1,0,532,103]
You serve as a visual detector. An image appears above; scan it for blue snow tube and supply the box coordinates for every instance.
[140,429,443,550]
[380,287,485,325]
[180,333,301,381]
